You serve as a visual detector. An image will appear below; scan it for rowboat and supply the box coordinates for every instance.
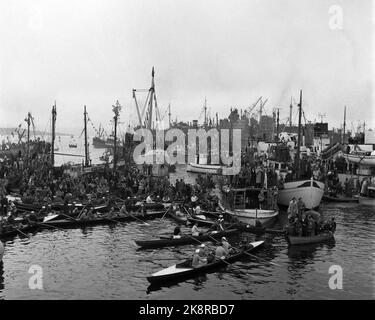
[358,186,375,206]
[186,163,223,175]
[147,240,265,284]
[322,195,358,203]
[277,178,325,209]
[135,229,238,249]
[343,153,375,166]
[284,232,334,246]
[223,207,279,226]
[0,224,38,239]
[38,210,165,228]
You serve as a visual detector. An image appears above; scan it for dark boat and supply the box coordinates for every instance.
[135,229,238,249]
[38,210,165,228]
[322,195,358,203]
[284,232,334,246]
[147,240,265,284]
[0,224,38,239]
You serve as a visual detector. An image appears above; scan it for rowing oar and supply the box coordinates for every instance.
[13,226,30,238]
[207,235,280,267]
[113,204,150,226]
[38,222,66,231]
[59,212,79,221]
[161,206,170,220]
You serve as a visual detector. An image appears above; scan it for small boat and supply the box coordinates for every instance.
[187,163,223,175]
[0,240,4,261]
[322,194,359,203]
[0,224,38,239]
[358,187,375,206]
[38,210,165,228]
[135,229,238,249]
[284,232,334,246]
[343,153,375,166]
[147,240,265,284]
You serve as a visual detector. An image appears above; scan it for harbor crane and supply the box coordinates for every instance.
[132,67,162,130]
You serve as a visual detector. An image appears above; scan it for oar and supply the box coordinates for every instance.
[59,212,79,221]
[161,207,170,220]
[38,222,66,231]
[13,226,30,238]
[207,235,280,267]
[113,204,150,226]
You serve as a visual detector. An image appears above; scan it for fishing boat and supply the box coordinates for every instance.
[147,240,264,284]
[358,186,375,206]
[220,188,279,226]
[0,224,38,239]
[187,163,223,175]
[135,229,238,249]
[277,178,325,209]
[284,231,334,246]
[322,194,359,203]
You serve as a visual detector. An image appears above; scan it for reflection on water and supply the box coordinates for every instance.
[0,203,374,299]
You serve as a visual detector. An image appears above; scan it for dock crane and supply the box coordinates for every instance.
[132,67,162,129]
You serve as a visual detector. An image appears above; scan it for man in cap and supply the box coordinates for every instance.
[221,236,232,254]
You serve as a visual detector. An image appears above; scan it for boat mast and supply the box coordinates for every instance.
[342,106,346,144]
[84,105,89,166]
[25,112,31,162]
[204,98,207,128]
[112,100,121,171]
[51,102,57,166]
[296,90,302,179]
[148,67,155,130]
[289,97,293,127]
[276,108,280,142]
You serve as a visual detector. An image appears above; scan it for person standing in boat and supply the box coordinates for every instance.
[272,186,278,210]
[287,197,298,219]
[297,198,306,218]
[258,188,265,209]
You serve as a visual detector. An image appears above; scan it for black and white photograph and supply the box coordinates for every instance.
[0,0,374,305]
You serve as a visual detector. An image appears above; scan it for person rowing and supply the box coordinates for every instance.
[191,222,201,237]
[209,215,225,233]
[191,248,207,268]
[118,204,129,217]
[173,226,182,239]
[215,241,227,260]
[221,236,232,254]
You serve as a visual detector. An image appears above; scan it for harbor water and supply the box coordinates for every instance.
[0,202,374,299]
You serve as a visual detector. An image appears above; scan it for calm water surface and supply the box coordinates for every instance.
[0,203,374,299]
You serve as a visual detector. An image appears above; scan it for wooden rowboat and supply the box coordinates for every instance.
[147,240,265,284]
[135,229,238,249]
[322,195,358,203]
[38,210,165,228]
[284,232,334,246]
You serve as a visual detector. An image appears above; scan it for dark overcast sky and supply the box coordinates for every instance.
[0,0,373,134]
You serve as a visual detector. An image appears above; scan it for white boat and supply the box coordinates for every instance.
[343,153,375,166]
[358,186,375,206]
[220,187,279,226]
[223,207,279,226]
[187,163,223,175]
[277,178,325,209]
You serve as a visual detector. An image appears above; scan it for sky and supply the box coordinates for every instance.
[0,0,374,136]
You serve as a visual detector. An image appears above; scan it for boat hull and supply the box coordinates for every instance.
[285,232,334,246]
[343,153,375,166]
[278,179,325,209]
[135,229,238,249]
[358,196,375,206]
[187,163,222,175]
[224,208,279,226]
[322,195,358,203]
[147,241,264,284]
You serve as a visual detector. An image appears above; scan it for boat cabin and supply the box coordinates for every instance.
[221,187,262,211]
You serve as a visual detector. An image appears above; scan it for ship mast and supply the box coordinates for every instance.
[51,102,57,166]
[112,100,121,171]
[296,90,302,179]
[342,106,346,144]
[84,105,89,166]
